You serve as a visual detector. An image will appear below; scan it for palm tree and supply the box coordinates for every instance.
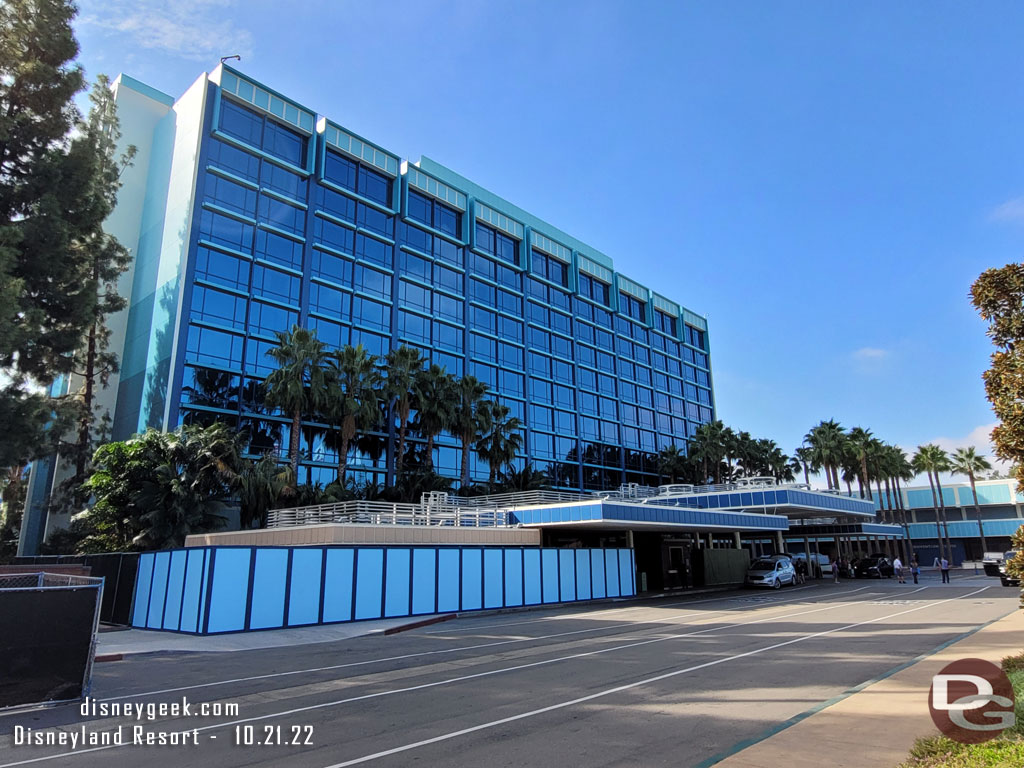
[847,427,874,499]
[264,326,331,479]
[690,420,728,483]
[475,401,524,490]
[325,345,382,485]
[949,446,993,554]
[913,444,952,562]
[413,364,457,473]
[384,346,425,481]
[793,446,813,485]
[237,453,291,529]
[804,420,846,490]
[453,375,490,487]
[657,445,687,483]
[500,462,548,492]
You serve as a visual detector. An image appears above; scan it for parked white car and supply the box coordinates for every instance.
[745,558,796,589]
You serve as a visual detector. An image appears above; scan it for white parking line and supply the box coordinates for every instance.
[319,586,992,767]
[0,589,883,767]
[89,586,867,703]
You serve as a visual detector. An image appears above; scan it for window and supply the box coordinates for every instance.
[208,139,260,182]
[435,293,462,323]
[312,316,347,349]
[358,165,391,206]
[255,229,303,270]
[355,233,390,267]
[204,172,257,217]
[324,150,357,192]
[309,282,350,320]
[399,310,430,345]
[354,264,391,300]
[353,296,390,331]
[190,285,246,330]
[314,216,354,254]
[500,370,524,397]
[620,293,646,323]
[433,236,462,266]
[186,325,243,369]
[352,328,387,357]
[499,316,523,343]
[249,301,297,338]
[323,149,392,206]
[475,222,518,265]
[470,278,495,306]
[400,222,432,254]
[656,310,677,337]
[219,99,307,166]
[579,274,610,305]
[498,289,521,315]
[470,333,497,363]
[532,250,569,287]
[687,325,705,350]
[311,248,353,286]
[199,209,254,252]
[252,264,300,305]
[195,247,250,292]
[470,252,496,281]
[407,190,461,237]
[470,305,496,333]
[400,250,431,282]
[259,195,304,235]
[262,163,307,201]
[433,321,461,351]
[357,203,391,237]
[499,342,522,369]
[434,263,462,294]
[399,280,431,313]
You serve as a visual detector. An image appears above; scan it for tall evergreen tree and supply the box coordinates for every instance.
[0,0,102,470]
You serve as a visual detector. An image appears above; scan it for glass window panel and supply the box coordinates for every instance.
[186,324,244,369]
[255,228,303,270]
[262,162,307,200]
[199,208,254,252]
[248,301,297,338]
[208,138,260,182]
[324,150,357,192]
[311,248,353,285]
[259,195,305,235]
[190,284,246,330]
[355,233,390,267]
[195,246,250,292]
[251,264,300,305]
[353,296,390,331]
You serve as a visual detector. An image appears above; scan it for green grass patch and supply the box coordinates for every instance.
[897,660,1024,767]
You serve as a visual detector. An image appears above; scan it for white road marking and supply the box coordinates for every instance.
[319,586,993,767]
[85,586,867,703]
[0,589,883,767]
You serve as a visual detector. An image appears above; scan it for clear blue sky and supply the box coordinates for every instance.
[74,0,1024,476]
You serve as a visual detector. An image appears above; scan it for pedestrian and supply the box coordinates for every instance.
[796,558,807,585]
[831,558,840,584]
[911,556,920,584]
[940,556,950,584]
[893,555,904,583]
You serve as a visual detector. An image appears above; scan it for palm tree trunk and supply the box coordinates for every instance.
[875,479,886,522]
[395,418,408,478]
[926,471,945,563]
[289,410,302,480]
[831,464,840,490]
[460,438,471,487]
[337,435,350,485]
[856,475,864,498]
[934,474,953,563]
[969,472,988,553]
[862,456,871,500]
[802,462,809,486]
[425,434,436,472]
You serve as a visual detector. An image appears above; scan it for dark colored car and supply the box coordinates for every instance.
[854,556,894,578]
[999,551,1020,587]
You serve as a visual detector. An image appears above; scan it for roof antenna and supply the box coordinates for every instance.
[220,55,241,64]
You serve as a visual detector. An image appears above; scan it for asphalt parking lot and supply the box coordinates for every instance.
[0,575,1017,768]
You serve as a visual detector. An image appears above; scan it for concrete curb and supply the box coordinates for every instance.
[383,614,457,635]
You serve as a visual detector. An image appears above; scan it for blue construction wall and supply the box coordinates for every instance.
[132,545,636,634]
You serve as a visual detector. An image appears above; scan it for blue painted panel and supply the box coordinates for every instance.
[542,549,560,603]
[354,548,384,620]
[412,549,437,615]
[504,549,523,607]
[906,489,934,510]
[249,548,288,629]
[207,548,251,633]
[605,549,620,597]
[973,483,1011,506]
[147,551,170,629]
[132,552,154,627]
[384,548,411,618]
[437,549,460,612]
[576,549,591,600]
[288,548,324,626]
[461,548,483,611]
[323,548,354,623]
[484,549,504,609]
[179,549,206,633]
[559,550,576,601]
[523,548,542,605]
[619,550,634,595]
[162,550,186,631]
[590,550,606,598]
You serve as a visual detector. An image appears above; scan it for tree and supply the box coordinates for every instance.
[384,346,424,481]
[971,264,1024,491]
[264,326,330,480]
[949,446,993,554]
[0,1,126,472]
[657,445,687,484]
[324,345,381,485]
[794,446,813,485]
[804,420,847,490]
[913,444,952,563]
[237,454,290,530]
[66,76,136,487]
[689,420,728,483]
[847,427,874,499]
[475,401,524,490]
[453,375,489,487]
[412,364,456,473]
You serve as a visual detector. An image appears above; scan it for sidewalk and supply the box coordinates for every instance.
[709,607,1024,768]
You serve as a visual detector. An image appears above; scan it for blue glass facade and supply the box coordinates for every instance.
[168,67,714,491]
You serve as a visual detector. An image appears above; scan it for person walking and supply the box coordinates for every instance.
[911,556,920,584]
[831,558,840,584]
[893,555,904,583]
[940,556,951,584]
